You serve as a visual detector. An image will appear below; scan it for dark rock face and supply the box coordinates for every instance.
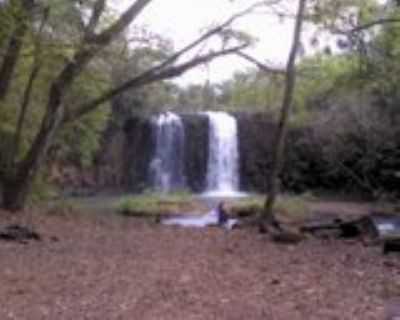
[235,113,321,193]
[122,113,210,192]
[123,117,155,192]
[100,113,210,193]
[236,112,277,192]
[181,113,209,192]
[101,112,278,194]
[55,111,311,195]
[282,128,325,192]
[59,107,400,197]
[94,125,128,189]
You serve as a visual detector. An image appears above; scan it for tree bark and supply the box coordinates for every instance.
[12,63,41,164]
[0,0,34,102]
[84,0,106,39]
[259,0,307,233]
[12,8,49,165]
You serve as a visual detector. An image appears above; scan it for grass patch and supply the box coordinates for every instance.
[117,192,207,217]
[229,194,312,222]
[276,195,312,220]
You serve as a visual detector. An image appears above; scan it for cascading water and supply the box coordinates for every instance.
[205,111,240,195]
[149,112,186,192]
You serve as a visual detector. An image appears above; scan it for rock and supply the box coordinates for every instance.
[271,231,305,244]
[0,224,41,243]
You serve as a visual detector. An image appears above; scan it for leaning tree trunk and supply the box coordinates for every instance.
[2,83,65,211]
[1,0,153,211]
[11,7,49,165]
[2,177,33,211]
[259,0,307,233]
[0,0,34,102]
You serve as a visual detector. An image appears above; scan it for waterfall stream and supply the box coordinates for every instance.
[205,111,240,195]
[148,111,241,196]
[149,112,186,192]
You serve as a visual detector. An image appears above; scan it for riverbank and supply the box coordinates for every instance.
[0,205,399,319]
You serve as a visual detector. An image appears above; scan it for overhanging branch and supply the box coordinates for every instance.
[333,18,400,35]
[63,1,281,122]
[139,0,277,76]
[236,51,285,74]
[89,0,152,45]
[63,44,248,123]
[84,0,106,39]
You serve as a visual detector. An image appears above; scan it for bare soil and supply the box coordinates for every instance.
[0,204,399,320]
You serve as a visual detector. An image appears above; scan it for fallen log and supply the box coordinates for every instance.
[300,217,364,239]
[300,212,400,254]
[0,224,41,243]
[368,213,400,254]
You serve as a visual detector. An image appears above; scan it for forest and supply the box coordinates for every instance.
[1,0,400,208]
[0,0,399,319]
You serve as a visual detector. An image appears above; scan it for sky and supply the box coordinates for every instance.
[113,0,322,85]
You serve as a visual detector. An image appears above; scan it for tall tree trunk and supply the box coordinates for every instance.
[0,0,34,102]
[9,63,41,169]
[2,83,65,211]
[11,7,49,164]
[259,0,307,233]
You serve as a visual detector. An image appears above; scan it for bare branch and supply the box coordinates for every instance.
[333,18,400,35]
[63,0,270,121]
[51,0,153,92]
[12,6,50,163]
[236,51,285,74]
[148,0,273,73]
[85,0,106,39]
[63,44,248,123]
[89,0,152,45]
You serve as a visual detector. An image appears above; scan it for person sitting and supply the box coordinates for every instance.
[217,201,229,225]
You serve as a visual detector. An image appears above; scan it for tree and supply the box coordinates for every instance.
[0,0,255,210]
[0,0,34,101]
[260,0,307,233]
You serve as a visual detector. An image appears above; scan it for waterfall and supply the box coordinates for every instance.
[149,112,186,192]
[205,111,240,194]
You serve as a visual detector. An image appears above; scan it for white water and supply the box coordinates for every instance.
[162,209,219,228]
[205,111,240,196]
[149,112,186,192]
[162,209,238,230]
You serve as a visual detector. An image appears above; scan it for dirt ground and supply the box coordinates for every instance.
[0,203,399,320]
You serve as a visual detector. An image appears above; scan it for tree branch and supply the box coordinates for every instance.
[84,0,106,39]
[63,44,248,123]
[63,1,275,122]
[51,0,153,94]
[333,18,400,35]
[236,51,285,74]
[88,0,152,45]
[12,6,50,164]
[141,0,275,76]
